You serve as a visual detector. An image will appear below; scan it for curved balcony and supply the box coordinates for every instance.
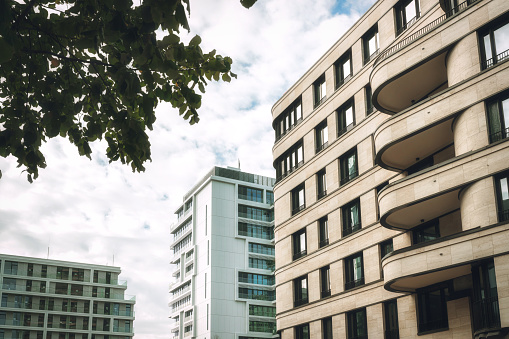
[382,223,509,292]
[379,141,509,229]
[370,0,488,114]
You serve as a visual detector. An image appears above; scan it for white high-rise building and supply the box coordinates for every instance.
[169,166,277,339]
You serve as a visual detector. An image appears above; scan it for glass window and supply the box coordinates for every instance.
[2,278,16,290]
[366,85,374,115]
[384,300,400,339]
[239,272,274,285]
[274,97,303,141]
[4,261,18,275]
[293,228,307,260]
[495,171,509,222]
[345,252,364,290]
[416,283,449,333]
[72,269,84,282]
[335,50,352,89]
[487,93,509,143]
[315,120,329,153]
[323,317,333,339]
[248,243,275,256]
[249,305,276,317]
[238,222,274,240]
[238,287,275,301]
[472,260,501,331]
[292,184,306,215]
[320,265,331,298]
[238,186,263,203]
[314,74,327,107]
[294,275,308,307]
[266,191,274,205]
[337,99,355,137]
[296,324,310,339]
[363,25,379,63]
[319,217,329,247]
[248,258,274,271]
[380,239,394,259]
[347,308,368,339]
[276,140,304,181]
[56,267,69,280]
[342,199,361,236]
[395,0,420,35]
[412,221,440,244]
[480,16,509,69]
[317,169,327,200]
[238,205,273,222]
[340,148,358,185]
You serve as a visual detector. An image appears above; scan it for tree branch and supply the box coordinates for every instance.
[12,0,39,28]
[21,48,113,67]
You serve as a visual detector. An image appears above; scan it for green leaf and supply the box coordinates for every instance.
[240,0,257,8]
[189,35,202,47]
[222,73,231,82]
[0,37,14,63]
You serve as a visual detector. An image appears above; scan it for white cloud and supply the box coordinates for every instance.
[0,0,376,337]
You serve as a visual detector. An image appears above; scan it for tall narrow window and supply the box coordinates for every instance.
[342,199,361,236]
[345,252,364,290]
[472,260,501,332]
[340,148,358,185]
[384,299,400,339]
[294,275,308,307]
[293,228,307,260]
[487,93,509,143]
[335,50,352,89]
[317,169,327,200]
[315,120,329,153]
[480,17,509,69]
[337,100,355,137]
[366,85,374,115]
[417,283,449,333]
[314,74,327,108]
[380,239,394,278]
[295,323,310,339]
[266,191,274,205]
[495,171,509,222]
[276,140,304,181]
[395,0,420,35]
[291,184,306,215]
[323,317,333,339]
[347,308,368,339]
[319,217,329,248]
[320,265,331,298]
[274,97,303,141]
[363,25,379,64]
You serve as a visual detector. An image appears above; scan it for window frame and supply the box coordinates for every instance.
[342,198,361,236]
[322,317,333,339]
[314,74,327,108]
[340,148,358,185]
[344,252,364,290]
[365,85,374,115]
[471,259,501,332]
[337,99,355,137]
[317,169,327,200]
[315,120,329,153]
[334,50,352,89]
[295,323,310,339]
[275,140,304,181]
[412,220,440,245]
[416,282,450,333]
[293,228,307,260]
[320,265,331,298]
[273,97,303,141]
[318,216,329,247]
[362,25,379,64]
[495,171,509,222]
[486,92,509,143]
[347,308,368,339]
[291,184,306,215]
[384,299,400,339]
[479,14,509,69]
[293,275,309,307]
[395,0,420,36]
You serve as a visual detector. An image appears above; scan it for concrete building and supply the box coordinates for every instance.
[0,254,135,339]
[169,167,277,339]
[271,0,509,338]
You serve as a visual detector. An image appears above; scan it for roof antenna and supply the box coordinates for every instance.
[238,159,240,169]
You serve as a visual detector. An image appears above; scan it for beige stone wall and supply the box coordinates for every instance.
[333,313,346,339]
[439,209,462,237]
[459,177,497,230]
[364,245,381,284]
[397,295,418,337]
[453,102,489,156]
[495,254,509,328]
[446,32,480,86]
[367,303,384,338]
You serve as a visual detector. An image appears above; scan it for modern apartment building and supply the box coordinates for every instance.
[169,167,277,339]
[0,254,135,339]
[272,0,509,338]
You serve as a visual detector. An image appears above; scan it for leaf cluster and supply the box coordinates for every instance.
[0,0,256,181]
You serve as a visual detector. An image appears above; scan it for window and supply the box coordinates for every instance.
[495,171,509,222]
[317,169,327,200]
[249,321,276,333]
[472,260,501,332]
[337,99,355,137]
[238,222,274,240]
[342,199,361,236]
[412,220,440,244]
[347,308,367,339]
[248,258,274,270]
[380,239,394,259]
[56,267,69,280]
[2,278,16,290]
[41,265,47,278]
[249,305,276,317]
[340,148,358,185]
[295,324,310,339]
[27,264,33,276]
[345,252,364,290]
[320,265,331,298]
[72,269,84,282]
[275,140,304,181]
[249,243,275,256]
[238,272,274,285]
[238,205,273,222]
[238,287,275,301]
[487,93,509,143]
[294,275,308,307]
[416,283,449,333]
[315,120,329,153]
[4,261,18,275]
[319,217,329,248]
[363,25,379,64]
[266,191,274,205]
[314,74,327,107]
[395,0,420,35]
[293,228,307,260]
[291,184,306,215]
[274,97,303,141]
[480,16,509,69]
[384,300,400,339]
[335,50,352,89]
[323,317,333,339]
[238,186,263,203]
[366,86,374,115]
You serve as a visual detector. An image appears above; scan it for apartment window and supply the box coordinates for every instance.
[2,278,16,290]
[323,317,333,339]
[315,120,329,153]
[293,228,307,260]
[72,269,84,282]
[363,25,379,64]
[416,283,449,333]
[27,264,33,276]
[295,324,310,339]
[275,139,304,181]
[249,243,275,256]
[238,222,274,240]
[294,275,308,307]
[342,199,361,236]
[472,260,501,331]
[495,171,509,222]
[487,93,509,143]
[41,265,47,278]
[248,257,274,271]
[238,186,263,203]
[238,287,275,301]
[480,16,509,69]
[266,191,274,205]
[347,308,368,339]
[291,184,306,215]
[380,239,394,259]
[319,217,329,247]
[395,0,420,35]
[337,99,355,137]
[238,272,274,285]
[345,252,364,290]
[317,169,327,200]
[0,312,4,325]
[335,50,352,89]
[314,74,327,107]
[4,261,18,275]
[249,305,276,317]
[274,97,303,141]
[412,221,440,244]
[249,321,276,333]
[384,300,400,339]
[238,205,273,222]
[320,265,331,298]
[366,86,374,115]
[56,267,69,280]
[340,149,358,186]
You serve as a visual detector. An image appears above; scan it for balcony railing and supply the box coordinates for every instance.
[472,297,501,332]
[499,209,509,222]
[373,0,478,68]
[317,190,327,200]
[418,318,448,333]
[319,238,329,248]
[292,250,307,261]
[293,297,308,307]
[238,293,275,301]
[276,161,304,183]
[337,122,354,138]
[490,128,509,144]
[343,223,361,236]
[113,326,132,333]
[340,171,358,185]
[292,203,306,216]
[483,49,509,69]
[316,141,328,154]
[321,289,331,298]
[238,277,275,285]
[345,277,364,290]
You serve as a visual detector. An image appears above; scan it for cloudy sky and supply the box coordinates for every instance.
[0,0,375,337]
